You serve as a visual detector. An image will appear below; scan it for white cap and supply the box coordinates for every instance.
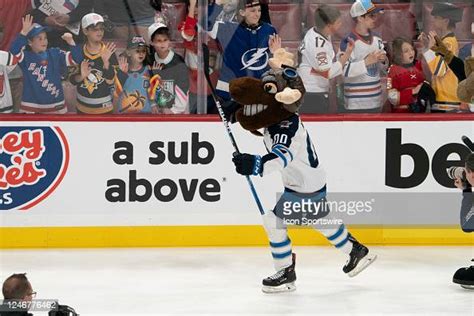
[148,22,168,41]
[350,0,384,18]
[81,13,105,29]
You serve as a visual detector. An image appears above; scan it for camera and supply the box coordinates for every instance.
[48,304,78,316]
[446,166,468,188]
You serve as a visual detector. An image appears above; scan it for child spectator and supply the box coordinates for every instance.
[69,13,118,114]
[421,2,463,112]
[0,51,19,113]
[10,14,80,114]
[148,22,190,114]
[179,0,220,114]
[115,36,157,114]
[387,37,435,113]
[340,0,388,112]
[297,5,354,114]
[194,0,280,102]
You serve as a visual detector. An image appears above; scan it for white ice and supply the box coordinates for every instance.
[1,246,473,315]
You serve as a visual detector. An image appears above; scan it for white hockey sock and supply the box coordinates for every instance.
[269,237,293,271]
[316,224,353,254]
[262,211,293,271]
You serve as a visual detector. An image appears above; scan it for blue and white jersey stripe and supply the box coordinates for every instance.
[262,114,326,193]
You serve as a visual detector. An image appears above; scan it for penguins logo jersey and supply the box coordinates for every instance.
[81,68,105,94]
[262,114,326,193]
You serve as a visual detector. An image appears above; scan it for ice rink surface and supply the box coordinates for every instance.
[1,246,473,315]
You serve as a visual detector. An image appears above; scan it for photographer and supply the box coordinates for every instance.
[1,274,34,316]
[452,152,474,289]
[1,274,78,316]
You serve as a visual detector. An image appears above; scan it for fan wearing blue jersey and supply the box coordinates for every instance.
[115,36,157,114]
[188,0,281,103]
[10,14,81,114]
[228,50,376,293]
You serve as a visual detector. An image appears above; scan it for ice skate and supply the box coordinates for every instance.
[262,253,296,293]
[343,237,377,277]
[453,259,474,290]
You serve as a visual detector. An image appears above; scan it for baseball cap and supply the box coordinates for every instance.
[350,0,384,18]
[127,36,146,49]
[430,2,463,23]
[148,22,168,41]
[81,13,105,29]
[244,0,265,8]
[27,24,50,39]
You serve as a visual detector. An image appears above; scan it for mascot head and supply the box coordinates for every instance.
[229,48,305,133]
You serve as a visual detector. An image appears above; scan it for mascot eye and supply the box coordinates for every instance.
[264,82,278,94]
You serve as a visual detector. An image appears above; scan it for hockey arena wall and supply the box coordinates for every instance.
[0,114,473,248]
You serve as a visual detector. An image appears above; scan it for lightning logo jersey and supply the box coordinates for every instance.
[210,21,277,100]
[262,114,326,193]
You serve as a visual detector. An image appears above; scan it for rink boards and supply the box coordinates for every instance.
[0,114,473,247]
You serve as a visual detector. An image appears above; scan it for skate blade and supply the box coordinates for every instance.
[460,284,474,290]
[347,254,377,278]
[262,282,296,294]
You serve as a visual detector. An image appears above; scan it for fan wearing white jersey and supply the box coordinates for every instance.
[298,5,355,113]
[340,0,388,112]
[0,51,19,113]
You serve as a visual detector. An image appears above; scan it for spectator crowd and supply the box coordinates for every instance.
[0,0,472,115]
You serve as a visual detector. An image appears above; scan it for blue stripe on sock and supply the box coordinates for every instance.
[327,224,345,241]
[270,238,291,248]
[335,236,349,248]
[272,250,292,259]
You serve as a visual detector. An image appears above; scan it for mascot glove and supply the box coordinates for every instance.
[232,153,262,176]
[431,36,454,64]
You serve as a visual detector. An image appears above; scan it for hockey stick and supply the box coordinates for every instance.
[202,43,265,215]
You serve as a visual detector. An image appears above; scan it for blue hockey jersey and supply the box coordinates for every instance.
[10,34,81,113]
[115,66,154,114]
[210,21,277,100]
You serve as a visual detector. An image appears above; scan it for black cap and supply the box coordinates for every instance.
[127,36,146,49]
[244,0,266,8]
[431,2,463,23]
